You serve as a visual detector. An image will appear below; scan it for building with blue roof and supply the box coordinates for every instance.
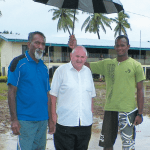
[1,33,150,79]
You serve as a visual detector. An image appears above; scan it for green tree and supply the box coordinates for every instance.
[49,8,79,36]
[2,30,9,34]
[81,13,112,39]
[111,11,131,37]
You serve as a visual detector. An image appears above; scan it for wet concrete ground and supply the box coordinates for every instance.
[0,116,150,150]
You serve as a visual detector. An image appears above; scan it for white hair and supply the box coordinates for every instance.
[72,46,88,56]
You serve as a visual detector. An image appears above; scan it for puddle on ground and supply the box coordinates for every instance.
[134,116,150,150]
[0,116,150,150]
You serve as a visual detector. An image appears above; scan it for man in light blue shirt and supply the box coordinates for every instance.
[50,46,96,150]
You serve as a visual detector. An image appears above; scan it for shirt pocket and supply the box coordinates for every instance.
[59,79,74,94]
[84,79,92,93]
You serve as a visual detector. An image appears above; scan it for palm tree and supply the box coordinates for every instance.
[0,11,2,17]
[111,11,131,37]
[49,8,78,36]
[81,13,112,39]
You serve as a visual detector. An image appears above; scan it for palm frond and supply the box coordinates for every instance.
[112,11,131,37]
[81,13,113,39]
[49,8,78,35]
[81,16,90,30]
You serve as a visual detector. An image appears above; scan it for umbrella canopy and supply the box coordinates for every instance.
[33,0,124,34]
[33,0,123,14]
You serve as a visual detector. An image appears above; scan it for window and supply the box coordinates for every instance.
[22,45,28,54]
[87,48,108,58]
[62,47,72,62]
[128,50,146,59]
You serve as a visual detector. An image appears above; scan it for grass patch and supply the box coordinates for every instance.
[0,76,7,82]
[0,83,8,100]
[94,98,105,108]
[94,82,106,90]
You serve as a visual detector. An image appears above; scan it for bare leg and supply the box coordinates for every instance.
[103,146,113,150]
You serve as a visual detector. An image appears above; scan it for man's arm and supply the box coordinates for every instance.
[48,94,57,134]
[68,35,77,49]
[8,84,20,135]
[84,62,90,69]
[47,92,56,134]
[92,98,94,113]
[50,95,57,124]
[68,35,103,74]
[134,81,144,125]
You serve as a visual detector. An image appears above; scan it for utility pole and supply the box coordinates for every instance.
[139,30,141,62]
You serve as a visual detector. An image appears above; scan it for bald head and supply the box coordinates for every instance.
[72,46,87,56]
[70,46,87,71]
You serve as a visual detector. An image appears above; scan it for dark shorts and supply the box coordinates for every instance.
[54,123,92,150]
[99,111,118,148]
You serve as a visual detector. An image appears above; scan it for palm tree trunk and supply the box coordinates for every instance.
[66,25,71,36]
[72,9,76,35]
[119,24,121,35]
[97,30,100,39]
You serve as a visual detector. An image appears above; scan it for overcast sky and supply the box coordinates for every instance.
[0,0,150,42]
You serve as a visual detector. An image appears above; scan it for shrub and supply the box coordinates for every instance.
[0,76,7,82]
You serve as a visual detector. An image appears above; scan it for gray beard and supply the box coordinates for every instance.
[35,49,43,60]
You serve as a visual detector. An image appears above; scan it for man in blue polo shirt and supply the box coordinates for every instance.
[7,31,53,150]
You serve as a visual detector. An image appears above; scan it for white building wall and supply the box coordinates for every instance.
[1,41,13,74]
[1,41,27,75]
[12,42,23,59]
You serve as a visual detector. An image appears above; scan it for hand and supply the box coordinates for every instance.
[134,115,143,125]
[68,35,77,49]
[48,113,57,134]
[48,119,56,134]
[11,120,21,135]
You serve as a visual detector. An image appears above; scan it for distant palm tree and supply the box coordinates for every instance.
[49,8,78,36]
[111,11,131,37]
[81,13,112,39]
[0,11,2,17]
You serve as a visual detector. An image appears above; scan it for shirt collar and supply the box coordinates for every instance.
[25,50,42,63]
[69,61,85,71]
[25,51,33,61]
[115,57,131,64]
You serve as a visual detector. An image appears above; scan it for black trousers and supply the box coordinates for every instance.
[54,123,92,150]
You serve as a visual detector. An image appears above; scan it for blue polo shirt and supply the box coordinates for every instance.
[7,51,50,121]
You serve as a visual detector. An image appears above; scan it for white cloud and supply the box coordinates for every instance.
[0,0,150,42]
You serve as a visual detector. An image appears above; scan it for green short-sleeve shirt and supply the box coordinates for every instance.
[90,57,145,112]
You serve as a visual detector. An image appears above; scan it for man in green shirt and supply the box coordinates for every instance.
[69,35,145,150]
